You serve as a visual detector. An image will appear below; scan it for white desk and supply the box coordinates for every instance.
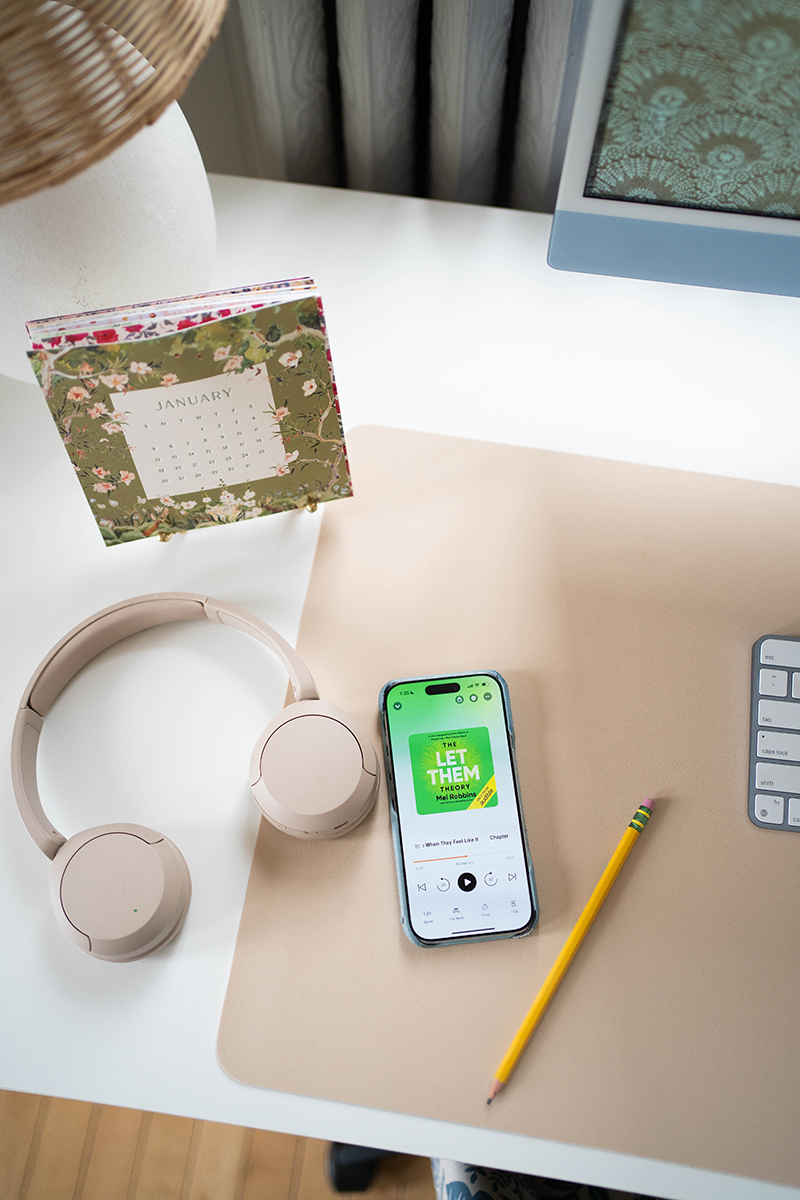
[2,176,799,1200]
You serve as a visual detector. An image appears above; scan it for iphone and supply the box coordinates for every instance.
[379,671,538,947]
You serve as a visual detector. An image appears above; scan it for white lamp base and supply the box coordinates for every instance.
[0,102,216,383]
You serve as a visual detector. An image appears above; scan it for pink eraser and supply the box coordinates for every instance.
[641,798,654,811]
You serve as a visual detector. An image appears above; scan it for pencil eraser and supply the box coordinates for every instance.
[641,798,654,811]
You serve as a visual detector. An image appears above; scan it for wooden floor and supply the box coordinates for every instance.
[0,1091,437,1200]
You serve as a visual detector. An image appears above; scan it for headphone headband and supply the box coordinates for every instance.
[12,592,320,859]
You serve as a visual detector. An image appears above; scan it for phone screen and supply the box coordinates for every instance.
[382,672,536,945]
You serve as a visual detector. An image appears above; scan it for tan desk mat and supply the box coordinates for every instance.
[218,427,800,1187]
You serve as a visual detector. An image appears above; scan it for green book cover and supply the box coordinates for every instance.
[409,727,497,814]
[27,282,351,546]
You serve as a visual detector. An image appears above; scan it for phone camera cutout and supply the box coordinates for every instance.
[425,681,460,695]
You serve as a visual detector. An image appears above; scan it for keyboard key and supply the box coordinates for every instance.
[760,639,800,668]
[755,762,800,792]
[750,636,800,831]
[757,730,800,762]
[757,699,800,729]
[755,794,785,824]
[759,669,788,696]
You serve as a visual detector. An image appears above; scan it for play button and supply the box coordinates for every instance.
[457,872,477,892]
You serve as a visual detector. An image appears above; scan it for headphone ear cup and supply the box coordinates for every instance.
[49,823,191,962]
[250,700,379,838]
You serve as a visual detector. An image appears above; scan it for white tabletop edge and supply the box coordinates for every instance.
[2,173,799,1200]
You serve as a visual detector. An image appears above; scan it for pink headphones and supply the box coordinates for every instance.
[11,593,379,962]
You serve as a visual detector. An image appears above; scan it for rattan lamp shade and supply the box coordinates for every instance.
[0,0,228,206]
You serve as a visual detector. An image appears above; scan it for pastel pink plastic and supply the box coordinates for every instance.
[25,594,207,718]
[49,824,191,962]
[10,592,323,859]
[9,592,380,959]
[251,700,379,838]
[11,707,63,859]
[204,598,319,702]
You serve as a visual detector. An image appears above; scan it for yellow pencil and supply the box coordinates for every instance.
[487,800,655,1103]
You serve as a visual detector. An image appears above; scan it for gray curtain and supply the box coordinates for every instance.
[180,0,585,213]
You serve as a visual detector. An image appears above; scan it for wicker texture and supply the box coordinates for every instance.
[0,0,228,205]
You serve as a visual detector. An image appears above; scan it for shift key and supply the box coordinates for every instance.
[755,761,800,792]
[757,700,800,730]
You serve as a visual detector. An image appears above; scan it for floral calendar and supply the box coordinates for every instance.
[26,280,352,545]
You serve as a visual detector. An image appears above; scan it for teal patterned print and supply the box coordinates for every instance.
[430,1160,658,1200]
[584,0,800,218]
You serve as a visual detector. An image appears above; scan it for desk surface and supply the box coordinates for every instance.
[2,175,799,1200]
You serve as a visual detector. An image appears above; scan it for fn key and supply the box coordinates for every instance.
[754,794,784,824]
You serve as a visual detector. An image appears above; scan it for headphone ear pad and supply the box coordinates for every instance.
[49,823,191,961]
[251,700,379,838]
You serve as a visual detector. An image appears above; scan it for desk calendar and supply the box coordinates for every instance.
[26,280,352,545]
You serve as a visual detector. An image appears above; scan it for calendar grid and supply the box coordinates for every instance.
[122,374,287,497]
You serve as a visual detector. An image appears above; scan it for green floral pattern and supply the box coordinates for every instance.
[28,297,351,546]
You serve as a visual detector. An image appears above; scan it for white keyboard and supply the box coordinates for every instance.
[749,636,800,829]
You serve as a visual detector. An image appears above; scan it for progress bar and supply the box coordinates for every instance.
[413,854,468,863]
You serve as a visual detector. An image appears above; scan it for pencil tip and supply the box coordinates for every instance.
[486,1097,492,1105]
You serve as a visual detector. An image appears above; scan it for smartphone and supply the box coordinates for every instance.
[379,671,538,947]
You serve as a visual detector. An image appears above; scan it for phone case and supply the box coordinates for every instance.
[379,670,539,948]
